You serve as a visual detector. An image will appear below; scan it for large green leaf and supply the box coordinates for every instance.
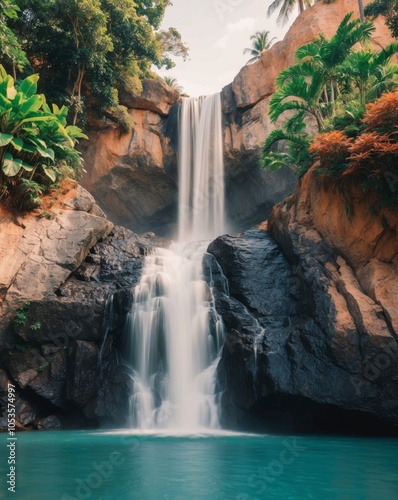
[2,153,22,177]
[0,133,13,147]
[37,148,55,161]
[13,114,56,132]
[18,94,45,118]
[28,137,47,150]
[21,143,37,154]
[0,65,7,81]
[11,138,24,151]
[65,125,88,140]
[11,92,24,109]
[21,161,34,172]
[42,166,57,182]
[19,74,40,98]
[0,93,12,111]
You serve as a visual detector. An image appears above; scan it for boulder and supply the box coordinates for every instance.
[0,183,113,340]
[80,108,179,236]
[207,227,398,433]
[118,78,181,116]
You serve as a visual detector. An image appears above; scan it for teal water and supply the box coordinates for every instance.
[1,431,398,499]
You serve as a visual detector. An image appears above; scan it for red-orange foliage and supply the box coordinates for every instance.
[363,89,398,133]
[309,131,353,172]
[344,132,398,178]
[312,90,398,192]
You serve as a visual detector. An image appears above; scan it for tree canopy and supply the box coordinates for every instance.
[0,0,186,125]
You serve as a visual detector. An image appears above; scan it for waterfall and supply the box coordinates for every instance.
[178,94,225,242]
[127,94,225,431]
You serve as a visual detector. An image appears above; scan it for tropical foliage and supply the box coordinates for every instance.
[267,0,312,26]
[244,31,276,64]
[0,1,186,125]
[0,0,28,77]
[310,90,398,207]
[261,13,398,179]
[164,76,182,92]
[0,66,87,210]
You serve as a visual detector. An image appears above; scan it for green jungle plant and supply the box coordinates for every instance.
[13,302,30,327]
[0,65,87,210]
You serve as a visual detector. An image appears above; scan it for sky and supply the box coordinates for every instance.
[158,0,298,97]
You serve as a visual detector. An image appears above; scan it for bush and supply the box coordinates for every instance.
[311,90,398,207]
[0,65,87,210]
[309,131,353,176]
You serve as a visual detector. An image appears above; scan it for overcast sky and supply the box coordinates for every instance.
[158,0,297,97]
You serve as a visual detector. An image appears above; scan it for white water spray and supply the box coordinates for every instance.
[127,94,225,431]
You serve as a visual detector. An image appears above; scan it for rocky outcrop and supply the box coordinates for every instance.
[119,78,181,117]
[0,182,112,342]
[80,80,180,236]
[208,186,398,433]
[0,185,170,430]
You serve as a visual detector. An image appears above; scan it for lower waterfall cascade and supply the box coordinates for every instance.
[127,94,226,431]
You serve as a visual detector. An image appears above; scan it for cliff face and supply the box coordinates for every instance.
[80,80,180,236]
[209,169,398,433]
[80,0,393,237]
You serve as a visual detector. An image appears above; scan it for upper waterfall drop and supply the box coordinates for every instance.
[178,94,225,242]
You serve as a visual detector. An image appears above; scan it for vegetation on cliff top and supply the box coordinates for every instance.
[261,12,398,207]
[0,65,87,210]
[0,0,187,128]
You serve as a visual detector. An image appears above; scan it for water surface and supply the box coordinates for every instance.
[2,431,398,499]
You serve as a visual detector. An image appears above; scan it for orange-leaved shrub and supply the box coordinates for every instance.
[310,89,398,207]
[309,131,353,175]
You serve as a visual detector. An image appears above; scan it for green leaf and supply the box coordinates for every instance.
[29,137,47,149]
[65,125,89,140]
[21,144,37,154]
[21,162,34,172]
[11,137,24,151]
[13,115,56,132]
[0,133,13,147]
[19,74,40,98]
[42,166,56,182]
[0,93,12,111]
[0,65,7,81]
[18,94,45,118]
[2,153,22,177]
[37,148,55,161]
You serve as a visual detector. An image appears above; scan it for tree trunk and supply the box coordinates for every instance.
[298,0,305,13]
[72,64,86,126]
[358,0,365,22]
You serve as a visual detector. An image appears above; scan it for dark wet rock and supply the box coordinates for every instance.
[35,415,62,430]
[207,229,398,433]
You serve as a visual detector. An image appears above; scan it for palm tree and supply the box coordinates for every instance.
[164,76,183,94]
[268,13,375,133]
[243,31,276,64]
[358,0,365,22]
[267,0,313,26]
[341,42,398,105]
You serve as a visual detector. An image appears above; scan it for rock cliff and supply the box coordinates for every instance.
[208,169,398,433]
